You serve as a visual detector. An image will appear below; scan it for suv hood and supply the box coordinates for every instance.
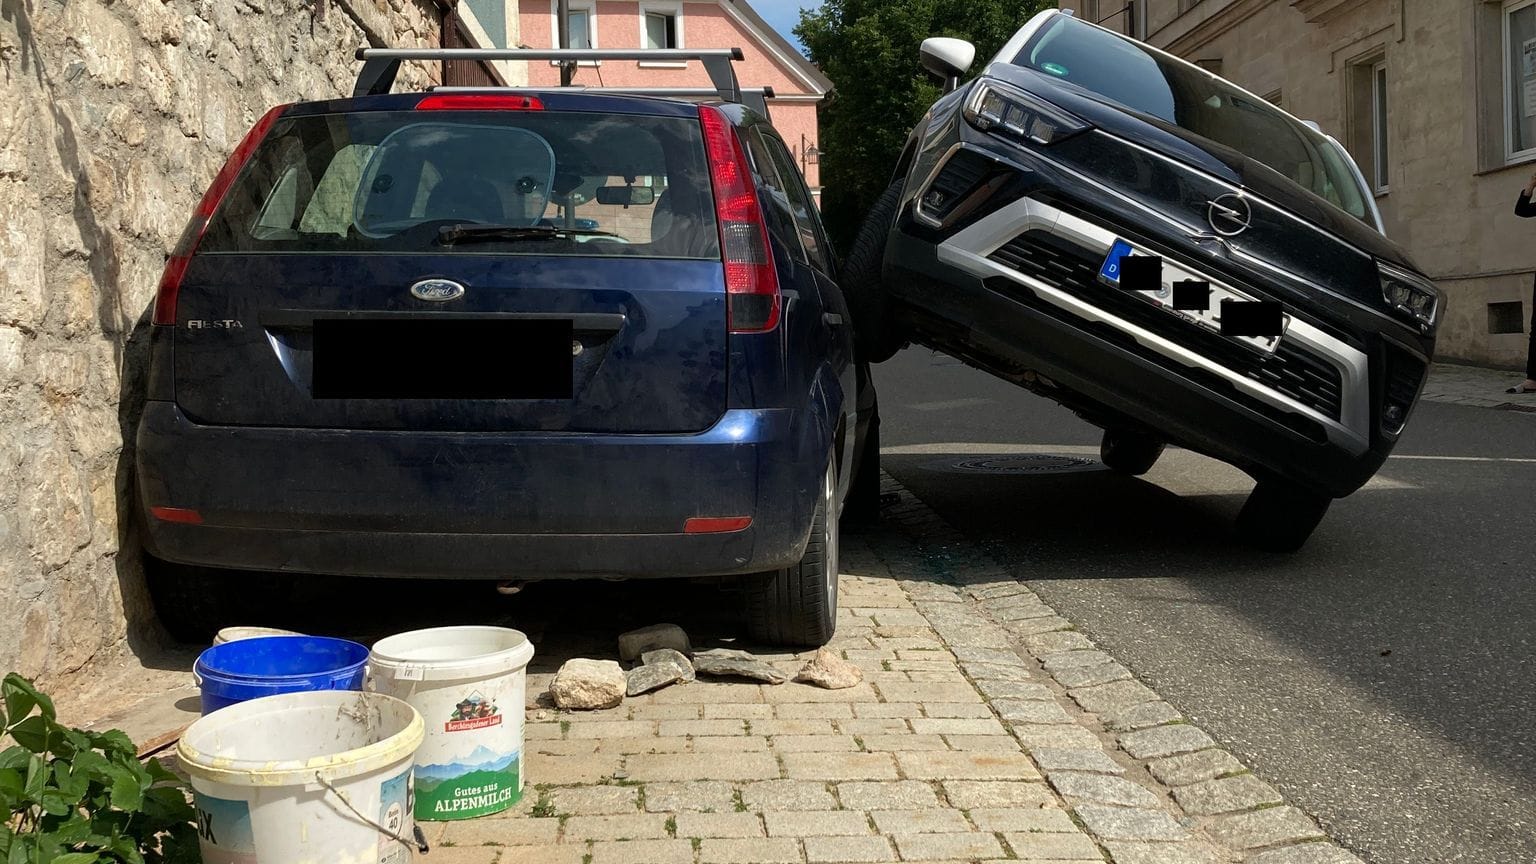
[983,63,1419,272]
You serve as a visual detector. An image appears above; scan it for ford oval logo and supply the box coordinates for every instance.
[410,279,466,302]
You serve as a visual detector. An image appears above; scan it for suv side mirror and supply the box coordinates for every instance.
[920,37,976,93]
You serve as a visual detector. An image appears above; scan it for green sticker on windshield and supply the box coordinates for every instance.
[1041,62,1069,76]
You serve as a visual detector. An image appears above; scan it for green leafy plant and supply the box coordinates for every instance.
[0,673,198,864]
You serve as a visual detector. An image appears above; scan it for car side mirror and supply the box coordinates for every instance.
[920,37,976,93]
[595,185,656,206]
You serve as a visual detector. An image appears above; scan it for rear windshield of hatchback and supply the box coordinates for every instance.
[198,110,721,259]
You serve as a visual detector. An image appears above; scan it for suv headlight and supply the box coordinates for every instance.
[1377,261,1440,330]
[962,80,1090,146]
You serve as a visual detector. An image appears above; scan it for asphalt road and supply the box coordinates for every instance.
[874,347,1536,864]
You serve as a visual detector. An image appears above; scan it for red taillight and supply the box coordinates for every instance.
[684,516,753,534]
[415,93,544,111]
[699,105,780,333]
[152,103,292,326]
[150,506,204,525]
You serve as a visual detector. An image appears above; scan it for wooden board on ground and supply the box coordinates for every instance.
[82,685,202,757]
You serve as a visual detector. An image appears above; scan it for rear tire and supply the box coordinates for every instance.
[842,181,907,363]
[1235,478,1332,552]
[744,461,839,647]
[144,556,245,644]
[1099,429,1165,476]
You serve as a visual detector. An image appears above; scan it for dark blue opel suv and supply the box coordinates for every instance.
[136,48,876,646]
[845,11,1438,551]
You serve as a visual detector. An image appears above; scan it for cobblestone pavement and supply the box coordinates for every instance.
[1421,362,1536,412]
[420,481,1366,864]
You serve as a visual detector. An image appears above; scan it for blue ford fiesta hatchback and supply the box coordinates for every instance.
[136,48,877,646]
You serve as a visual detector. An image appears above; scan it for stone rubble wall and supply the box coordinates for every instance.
[0,0,442,698]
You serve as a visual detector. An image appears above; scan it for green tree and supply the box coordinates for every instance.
[796,0,1050,253]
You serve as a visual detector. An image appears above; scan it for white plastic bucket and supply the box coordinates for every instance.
[212,626,304,646]
[177,690,425,864]
[368,626,535,821]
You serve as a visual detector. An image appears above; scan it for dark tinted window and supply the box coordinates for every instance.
[1016,17,1371,223]
[200,110,719,259]
[742,126,808,264]
[760,133,832,275]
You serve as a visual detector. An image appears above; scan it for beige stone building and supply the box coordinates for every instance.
[0,0,456,702]
[1057,0,1536,368]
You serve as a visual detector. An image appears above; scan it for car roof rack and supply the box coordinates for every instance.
[354,47,748,105]
[425,84,776,117]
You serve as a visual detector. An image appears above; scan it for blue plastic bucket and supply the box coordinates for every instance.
[195,636,370,715]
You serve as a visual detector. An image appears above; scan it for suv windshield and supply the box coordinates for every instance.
[200,110,720,259]
[1014,16,1372,224]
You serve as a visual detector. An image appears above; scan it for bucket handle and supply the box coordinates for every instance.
[315,773,430,854]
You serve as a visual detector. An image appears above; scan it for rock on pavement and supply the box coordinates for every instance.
[794,647,863,689]
[626,648,695,696]
[692,648,788,684]
[551,658,626,710]
[618,624,692,662]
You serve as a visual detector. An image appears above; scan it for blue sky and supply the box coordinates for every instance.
[747,0,821,53]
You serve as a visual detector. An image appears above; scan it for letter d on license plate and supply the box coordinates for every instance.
[1098,240,1134,285]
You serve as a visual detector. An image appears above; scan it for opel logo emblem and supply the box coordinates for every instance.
[1207,194,1252,237]
[409,278,466,302]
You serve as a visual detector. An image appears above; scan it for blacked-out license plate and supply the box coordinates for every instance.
[312,318,574,399]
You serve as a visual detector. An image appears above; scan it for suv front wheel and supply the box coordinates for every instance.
[743,460,839,646]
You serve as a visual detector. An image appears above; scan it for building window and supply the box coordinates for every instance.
[1505,0,1536,161]
[1371,60,1389,192]
[1488,301,1526,335]
[638,3,684,65]
[645,12,676,48]
[566,9,592,47]
[551,3,594,49]
[1346,53,1387,194]
[549,1,597,65]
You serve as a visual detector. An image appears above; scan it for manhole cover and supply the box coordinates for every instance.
[923,454,1106,475]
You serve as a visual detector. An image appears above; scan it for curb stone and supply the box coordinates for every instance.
[876,472,1368,864]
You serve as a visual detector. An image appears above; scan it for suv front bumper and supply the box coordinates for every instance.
[886,185,1425,497]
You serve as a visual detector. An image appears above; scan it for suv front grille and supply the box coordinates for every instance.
[989,230,1344,421]
[919,150,995,223]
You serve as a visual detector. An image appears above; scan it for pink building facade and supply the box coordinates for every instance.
[514,0,831,199]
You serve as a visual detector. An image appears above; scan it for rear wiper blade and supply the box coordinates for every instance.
[437,224,621,244]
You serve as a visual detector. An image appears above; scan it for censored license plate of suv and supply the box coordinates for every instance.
[1098,239,1285,354]
[313,318,575,399]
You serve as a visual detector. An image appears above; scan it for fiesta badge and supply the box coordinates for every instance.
[410,278,466,302]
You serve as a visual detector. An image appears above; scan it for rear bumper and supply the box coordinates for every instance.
[136,402,821,579]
